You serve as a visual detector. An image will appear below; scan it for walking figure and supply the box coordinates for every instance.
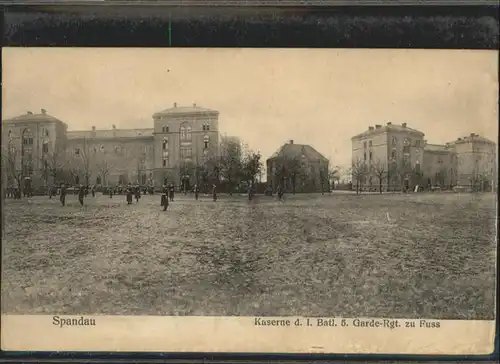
[277,185,284,200]
[91,185,96,198]
[126,187,133,205]
[135,186,141,203]
[78,185,85,206]
[109,187,113,198]
[194,184,199,200]
[168,183,175,202]
[212,184,217,202]
[60,184,67,206]
[161,185,169,211]
[48,185,53,199]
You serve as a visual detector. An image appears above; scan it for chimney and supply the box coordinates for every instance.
[368,126,374,131]
[470,133,475,137]
[387,122,392,125]
[27,111,33,115]
[289,140,294,144]
[375,124,382,129]
[173,102,177,107]
[193,103,197,107]
[402,122,407,128]
[112,124,116,130]
[41,108,47,114]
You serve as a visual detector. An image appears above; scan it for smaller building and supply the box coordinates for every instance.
[266,140,329,193]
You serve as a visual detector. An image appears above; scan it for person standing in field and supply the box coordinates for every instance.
[212,184,217,202]
[168,183,175,202]
[126,186,133,205]
[194,184,199,200]
[60,183,67,207]
[161,185,169,211]
[78,185,85,206]
[135,185,141,203]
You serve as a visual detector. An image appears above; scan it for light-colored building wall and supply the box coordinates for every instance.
[352,123,496,191]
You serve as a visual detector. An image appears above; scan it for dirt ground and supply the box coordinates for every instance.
[1,191,496,319]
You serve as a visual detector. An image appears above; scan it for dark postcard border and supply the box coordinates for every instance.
[1,3,499,363]
[1,5,499,48]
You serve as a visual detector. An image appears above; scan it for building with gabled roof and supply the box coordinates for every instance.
[266,140,330,193]
[1,103,235,190]
[351,121,496,192]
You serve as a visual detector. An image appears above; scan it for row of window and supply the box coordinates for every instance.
[160,123,211,134]
[363,138,421,149]
[162,135,211,150]
[8,128,50,139]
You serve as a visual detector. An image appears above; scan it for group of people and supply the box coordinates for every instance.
[160,183,217,211]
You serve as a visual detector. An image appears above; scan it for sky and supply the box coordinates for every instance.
[3,48,498,173]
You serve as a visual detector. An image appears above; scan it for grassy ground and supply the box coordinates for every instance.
[1,191,497,319]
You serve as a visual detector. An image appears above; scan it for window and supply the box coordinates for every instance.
[392,137,397,146]
[203,123,210,131]
[162,137,168,150]
[162,125,169,133]
[180,146,192,159]
[75,148,80,155]
[162,158,168,167]
[180,123,192,142]
[364,152,367,161]
[403,155,410,168]
[8,130,12,139]
[162,150,168,158]
[391,149,396,160]
[42,141,49,154]
[363,141,367,149]
[415,161,421,174]
[403,138,410,154]
[369,140,373,147]
[369,151,372,162]
[204,135,209,149]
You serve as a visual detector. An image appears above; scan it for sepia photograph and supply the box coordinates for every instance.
[1,47,497,353]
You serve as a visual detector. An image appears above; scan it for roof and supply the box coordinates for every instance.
[424,144,452,153]
[268,143,328,163]
[153,105,218,118]
[67,128,154,139]
[352,124,425,140]
[451,134,496,145]
[3,112,66,125]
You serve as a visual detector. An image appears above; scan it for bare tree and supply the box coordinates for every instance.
[2,141,22,195]
[219,138,243,195]
[351,157,368,194]
[241,148,263,200]
[373,159,387,194]
[96,159,113,186]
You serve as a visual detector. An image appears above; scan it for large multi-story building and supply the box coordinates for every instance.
[266,140,330,193]
[2,103,224,190]
[351,122,497,191]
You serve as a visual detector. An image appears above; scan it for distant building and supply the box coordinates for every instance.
[2,104,238,190]
[351,122,497,191]
[266,140,329,193]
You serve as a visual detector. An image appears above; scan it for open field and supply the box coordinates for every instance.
[1,192,497,319]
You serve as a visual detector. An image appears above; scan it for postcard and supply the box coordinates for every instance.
[1,47,497,354]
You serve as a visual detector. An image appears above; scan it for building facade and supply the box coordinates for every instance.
[351,122,497,191]
[266,140,329,193]
[2,103,223,190]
